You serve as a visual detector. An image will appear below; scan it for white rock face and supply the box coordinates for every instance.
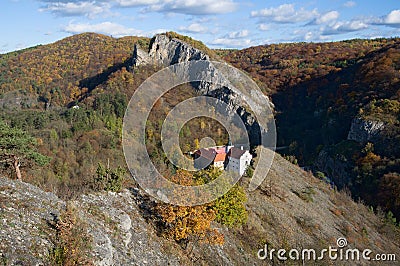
[133,34,209,67]
[132,44,152,67]
[347,117,384,143]
[131,34,271,145]
[0,177,259,265]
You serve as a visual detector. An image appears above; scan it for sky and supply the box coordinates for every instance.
[1,0,400,53]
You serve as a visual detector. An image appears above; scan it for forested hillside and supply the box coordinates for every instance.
[0,33,151,198]
[0,33,147,107]
[0,32,227,200]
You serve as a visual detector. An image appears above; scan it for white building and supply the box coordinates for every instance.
[193,145,252,176]
[226,147,252,176]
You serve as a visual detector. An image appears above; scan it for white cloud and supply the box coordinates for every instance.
[39,1,111,18]
[322,20,368,35]
[63,22,143,37]
[383,10,400,25]
[209,29,252,48]
[39,0,237,16]
[304,31,313,41]
[291,29,324,42]
[370,10,400,28]
[194,16,216,24]
[251,4,319,23]
[227,30,249,38]
[116,0,160,7]
[209,38,253,48]
[145,0,237,15]
[320,9,400,36]
[343,1,356,8]
[258,23,270,31]
[179,23,208,33]
[315,11,339,24]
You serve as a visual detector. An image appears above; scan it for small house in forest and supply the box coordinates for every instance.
[193,145,252,176]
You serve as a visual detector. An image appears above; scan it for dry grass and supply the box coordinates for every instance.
[49,202,93,265]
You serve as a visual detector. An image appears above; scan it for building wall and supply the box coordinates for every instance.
[214,161,224,169]
[227,151,252,176]
[227,157,240,174]
[239,152,252,175]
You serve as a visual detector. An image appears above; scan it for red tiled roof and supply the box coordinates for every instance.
[214,153,226,162]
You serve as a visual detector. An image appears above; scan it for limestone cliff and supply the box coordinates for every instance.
[132,34,273,145]
[133,34,209,67]
[347,117,384,143]
[314,116,385,188]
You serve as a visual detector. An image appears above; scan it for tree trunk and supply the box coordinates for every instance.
[13,156,22,180]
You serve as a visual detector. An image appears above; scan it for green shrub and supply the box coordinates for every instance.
[361,99,400,124]
[193,168,248,227]
[293,187,315,203]
[212,184,248,227]
[386,211,397,226]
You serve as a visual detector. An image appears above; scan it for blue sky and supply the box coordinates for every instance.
[1,0,400,53]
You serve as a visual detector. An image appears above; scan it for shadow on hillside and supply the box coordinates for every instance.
[67,56,134,107]
[271,42,399,164]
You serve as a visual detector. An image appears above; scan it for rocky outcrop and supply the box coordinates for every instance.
[0,177,256,265]
[0,178,180,265]
[347,117,384,143]
[132,44,152,67]
[0,179,65,265]
[132,34,272,145]
[315,116,385,188]
[314,149,353,188]
[133,34,209,67]
[0,90,39,110]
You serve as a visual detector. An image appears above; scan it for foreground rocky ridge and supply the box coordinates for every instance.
[1,153,399,265]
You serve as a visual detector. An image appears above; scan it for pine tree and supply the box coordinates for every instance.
[0,120,49,180]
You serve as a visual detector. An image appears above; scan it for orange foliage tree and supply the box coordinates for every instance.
[154,170,224,245]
